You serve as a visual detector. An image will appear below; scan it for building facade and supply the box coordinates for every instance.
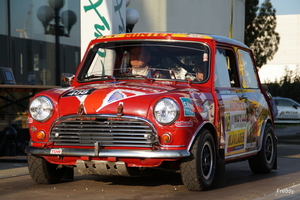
[258,14,300,83]
[0,0,245,132]
[1,0,245,86]
[129,0,245,42]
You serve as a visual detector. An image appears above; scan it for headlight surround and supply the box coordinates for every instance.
[154,98,179,125]
[29,96,53,122]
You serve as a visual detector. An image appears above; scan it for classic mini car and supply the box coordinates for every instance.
[27,32,277,191]
[273,97,300,123]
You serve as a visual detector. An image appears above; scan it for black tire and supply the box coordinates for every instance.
[27,153,66,184]
[248,123,276,174]
[180,129,216,191]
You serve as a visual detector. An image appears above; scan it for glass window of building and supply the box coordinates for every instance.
[0,0,80,132]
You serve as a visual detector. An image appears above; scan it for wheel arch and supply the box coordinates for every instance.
[188,122,220,158]
[257,117,276,152]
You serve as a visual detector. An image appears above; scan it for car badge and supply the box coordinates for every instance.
[117,102,124,118]
[78,103,84,116]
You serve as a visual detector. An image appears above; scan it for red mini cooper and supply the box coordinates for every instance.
[27,32,277,191]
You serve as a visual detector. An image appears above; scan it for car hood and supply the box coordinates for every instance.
[58,82,178,118]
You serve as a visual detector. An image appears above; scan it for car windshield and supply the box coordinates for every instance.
[78,41,210,83]
[275,99,300,107]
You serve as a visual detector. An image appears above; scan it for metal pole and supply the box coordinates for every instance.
[54,8,61,86]
[228,0,233,38]
[7,0,13,125]
[7,0,12,69]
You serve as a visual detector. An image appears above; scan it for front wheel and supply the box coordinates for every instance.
[180,129,216,191]
[27,153,67,184]
[248,123,276,173]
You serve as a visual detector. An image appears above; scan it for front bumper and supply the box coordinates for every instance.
[27,146,190,158]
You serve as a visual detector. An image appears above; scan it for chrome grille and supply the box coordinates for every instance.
[50,115,158,147]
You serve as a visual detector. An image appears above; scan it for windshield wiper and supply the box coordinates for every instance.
[84,74,116,81]
[114,73,154,81]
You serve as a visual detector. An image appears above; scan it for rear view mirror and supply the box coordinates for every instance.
[61,73,75,85]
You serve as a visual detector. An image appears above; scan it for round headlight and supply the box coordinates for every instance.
[154,98,179,124]
[29,96,53,122]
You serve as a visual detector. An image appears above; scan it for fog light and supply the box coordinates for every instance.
[36,131,46,140]
[161,133,171,143]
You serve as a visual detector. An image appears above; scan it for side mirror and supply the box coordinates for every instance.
[293,104,299,109]
[61,73,75,85]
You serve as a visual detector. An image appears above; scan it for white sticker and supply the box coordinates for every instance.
[50,149,62,155]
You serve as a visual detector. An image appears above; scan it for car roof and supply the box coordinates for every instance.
[203,34,249,48]
[273,97,300,104]
[94,32,249,49]
[273,97,293,100]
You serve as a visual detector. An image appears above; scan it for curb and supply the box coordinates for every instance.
[0,156,27,163]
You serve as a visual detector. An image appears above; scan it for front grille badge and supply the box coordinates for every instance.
[117,102,124,118]
[78,103,85,116]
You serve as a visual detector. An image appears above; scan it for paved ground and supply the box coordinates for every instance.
[0,156,28,179]
[0,125,299,199]
[275,125,300,144]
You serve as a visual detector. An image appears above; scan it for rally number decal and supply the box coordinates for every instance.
[63,89,96,97]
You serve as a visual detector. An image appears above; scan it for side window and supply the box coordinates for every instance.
[215,48,239,87]
[276,99,295,107]
[237,49,258,88]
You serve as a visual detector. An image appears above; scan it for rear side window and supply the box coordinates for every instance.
[237,49,258,89]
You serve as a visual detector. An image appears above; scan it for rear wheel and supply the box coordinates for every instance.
[180,129,216,191]
[248,123,276,173]
[27,153,66,184]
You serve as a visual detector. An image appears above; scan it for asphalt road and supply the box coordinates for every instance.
[0,125,299,200]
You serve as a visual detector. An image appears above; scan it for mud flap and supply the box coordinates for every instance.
[213,149,226,188]
[272,136,278,170]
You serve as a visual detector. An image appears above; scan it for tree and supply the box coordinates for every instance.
[244,0,280,68]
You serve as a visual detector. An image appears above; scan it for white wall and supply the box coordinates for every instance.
[266,15,300,66]
[127,0,245,42]
[259,14,300,83]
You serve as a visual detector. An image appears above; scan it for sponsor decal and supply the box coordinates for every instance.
[122,33,186,38]
[50,149,62,155]
[225,113,231,131]
[228,129,245,151]
[108,91,125,103]
[175,120,193,127]
[246,142,256,149]
[190,92,214,120]
[63,89,96,97]
[224,101,247,112]
[180,97,195,116]
[224,110,247,153]
[96,89,146,111]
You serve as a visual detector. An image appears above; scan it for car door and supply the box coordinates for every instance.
[236,49,271,151]
[276,99,300,120]
[214,47,249,156]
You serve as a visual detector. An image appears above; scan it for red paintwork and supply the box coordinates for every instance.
[28,32,272,169]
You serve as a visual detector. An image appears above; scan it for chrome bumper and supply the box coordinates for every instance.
[27,146,190,158]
